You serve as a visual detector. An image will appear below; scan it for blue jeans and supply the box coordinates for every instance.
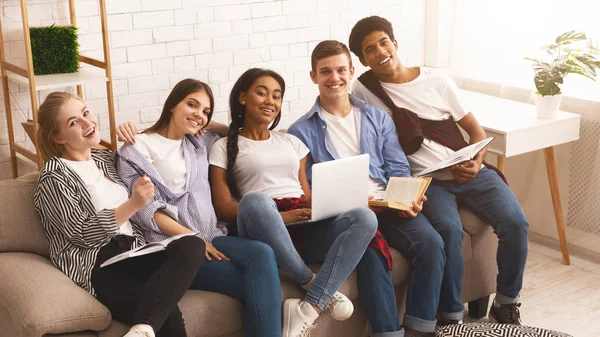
[422,167,529,320]
[189,236,281,337]
[357,246,404,337]
[377,212,445,333]
[236,192,377,310]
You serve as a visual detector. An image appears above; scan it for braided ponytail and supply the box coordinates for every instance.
[226,115,244,200]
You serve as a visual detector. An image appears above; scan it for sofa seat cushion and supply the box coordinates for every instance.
[0,252,111,337]
[459,207,489,236]
[179,290,243,337]
[94,291,244,337]
[0,174,49,257]
[389,248,411,286]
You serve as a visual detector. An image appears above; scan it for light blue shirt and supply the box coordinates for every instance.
[116,132,226,243]
[288,94,411,185]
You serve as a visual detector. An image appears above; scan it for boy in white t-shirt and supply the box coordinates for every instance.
[349,16,529,326]
[289,40,444,336]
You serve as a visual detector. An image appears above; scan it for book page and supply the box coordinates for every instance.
[130,243,165,256]
[101,232,199,267]
[415,137,494,177]
[100,251,131,268]
[370,190,386,201]
[130,233,197,257]
[384,178,422,204]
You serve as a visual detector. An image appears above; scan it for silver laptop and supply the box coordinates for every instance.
[287,154,370,226]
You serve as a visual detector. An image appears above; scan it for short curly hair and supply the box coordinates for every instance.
[348,16,395,59]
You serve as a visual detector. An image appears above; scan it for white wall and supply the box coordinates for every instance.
[0,0,427,179]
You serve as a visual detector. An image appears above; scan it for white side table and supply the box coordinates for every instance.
[462,90,581,265]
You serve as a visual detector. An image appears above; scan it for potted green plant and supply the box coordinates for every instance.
[525,30,600,118]
[30,24,79,75]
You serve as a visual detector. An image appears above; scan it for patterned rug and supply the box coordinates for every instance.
[436,322,573,337]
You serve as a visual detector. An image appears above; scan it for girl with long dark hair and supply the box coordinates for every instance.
[209,69,378,337]
[116,79,283,337]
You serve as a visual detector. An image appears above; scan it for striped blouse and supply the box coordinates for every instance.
[34,149,146,296]
[116,132,226,243]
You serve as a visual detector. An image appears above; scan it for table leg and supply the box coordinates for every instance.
[543,146,570,265]
[497,156,505,173]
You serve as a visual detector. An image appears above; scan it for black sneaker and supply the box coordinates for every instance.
[489,302,522,325]
[437,319,459,327]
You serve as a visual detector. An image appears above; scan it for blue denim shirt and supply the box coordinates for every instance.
[288,94,411,185]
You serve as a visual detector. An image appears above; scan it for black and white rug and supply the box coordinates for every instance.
[436,322,573,337]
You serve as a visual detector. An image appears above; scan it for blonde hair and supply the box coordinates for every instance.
[37,92,82,161]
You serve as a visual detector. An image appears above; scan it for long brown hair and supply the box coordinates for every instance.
[37,92,82,161]
[143,78,214,134]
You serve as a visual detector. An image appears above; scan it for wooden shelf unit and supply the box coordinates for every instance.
[0,0,116,178]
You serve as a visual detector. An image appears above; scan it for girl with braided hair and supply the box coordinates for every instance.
[209,68,378,337]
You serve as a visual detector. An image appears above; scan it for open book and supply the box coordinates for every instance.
[414,137,494,177]
[100,233,197,268]
[369,177,432,211]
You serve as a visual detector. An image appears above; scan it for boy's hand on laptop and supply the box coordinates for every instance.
[280,209,311,224]
[116,121,139,144]
[397,195,427,218]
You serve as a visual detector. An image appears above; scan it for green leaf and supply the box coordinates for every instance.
[526,30,600,95]
[29,25,79,75]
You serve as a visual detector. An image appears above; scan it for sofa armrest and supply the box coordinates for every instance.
[0,252,111,337]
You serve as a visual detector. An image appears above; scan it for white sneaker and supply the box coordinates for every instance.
[123,330,152,337]
[282,298,319,337]
[123,324,154,337]
[323,291,354,321]
[300,273,354,321]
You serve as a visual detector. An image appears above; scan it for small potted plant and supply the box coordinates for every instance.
[526,30,600,118]
[30,24,79,75]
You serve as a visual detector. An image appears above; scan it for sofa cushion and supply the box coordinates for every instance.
[0,252,111,337]
[179,290,243,337]
[94,291,245,337]
[389,248,411,287]
[459,207,489,236]
[0,173,49,257]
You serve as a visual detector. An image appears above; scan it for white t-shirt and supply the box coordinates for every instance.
[320,106,386,193]
[61,158,133,236]
[209,131,309,200]
[133,133,187,193]
[353,67,474,180]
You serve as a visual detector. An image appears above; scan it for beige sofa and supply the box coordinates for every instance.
[0,173,498,337]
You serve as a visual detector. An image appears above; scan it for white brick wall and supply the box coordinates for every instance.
[0,0,426,179]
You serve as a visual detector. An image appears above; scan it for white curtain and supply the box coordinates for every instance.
[447,0,600,101]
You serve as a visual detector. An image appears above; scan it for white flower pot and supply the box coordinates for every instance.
[533,94,563,119]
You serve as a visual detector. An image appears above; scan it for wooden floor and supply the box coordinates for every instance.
[463,242,600,337]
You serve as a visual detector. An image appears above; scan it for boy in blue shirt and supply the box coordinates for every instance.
[289,40,445,336]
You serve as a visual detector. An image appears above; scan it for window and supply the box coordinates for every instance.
[448,0,600,101]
